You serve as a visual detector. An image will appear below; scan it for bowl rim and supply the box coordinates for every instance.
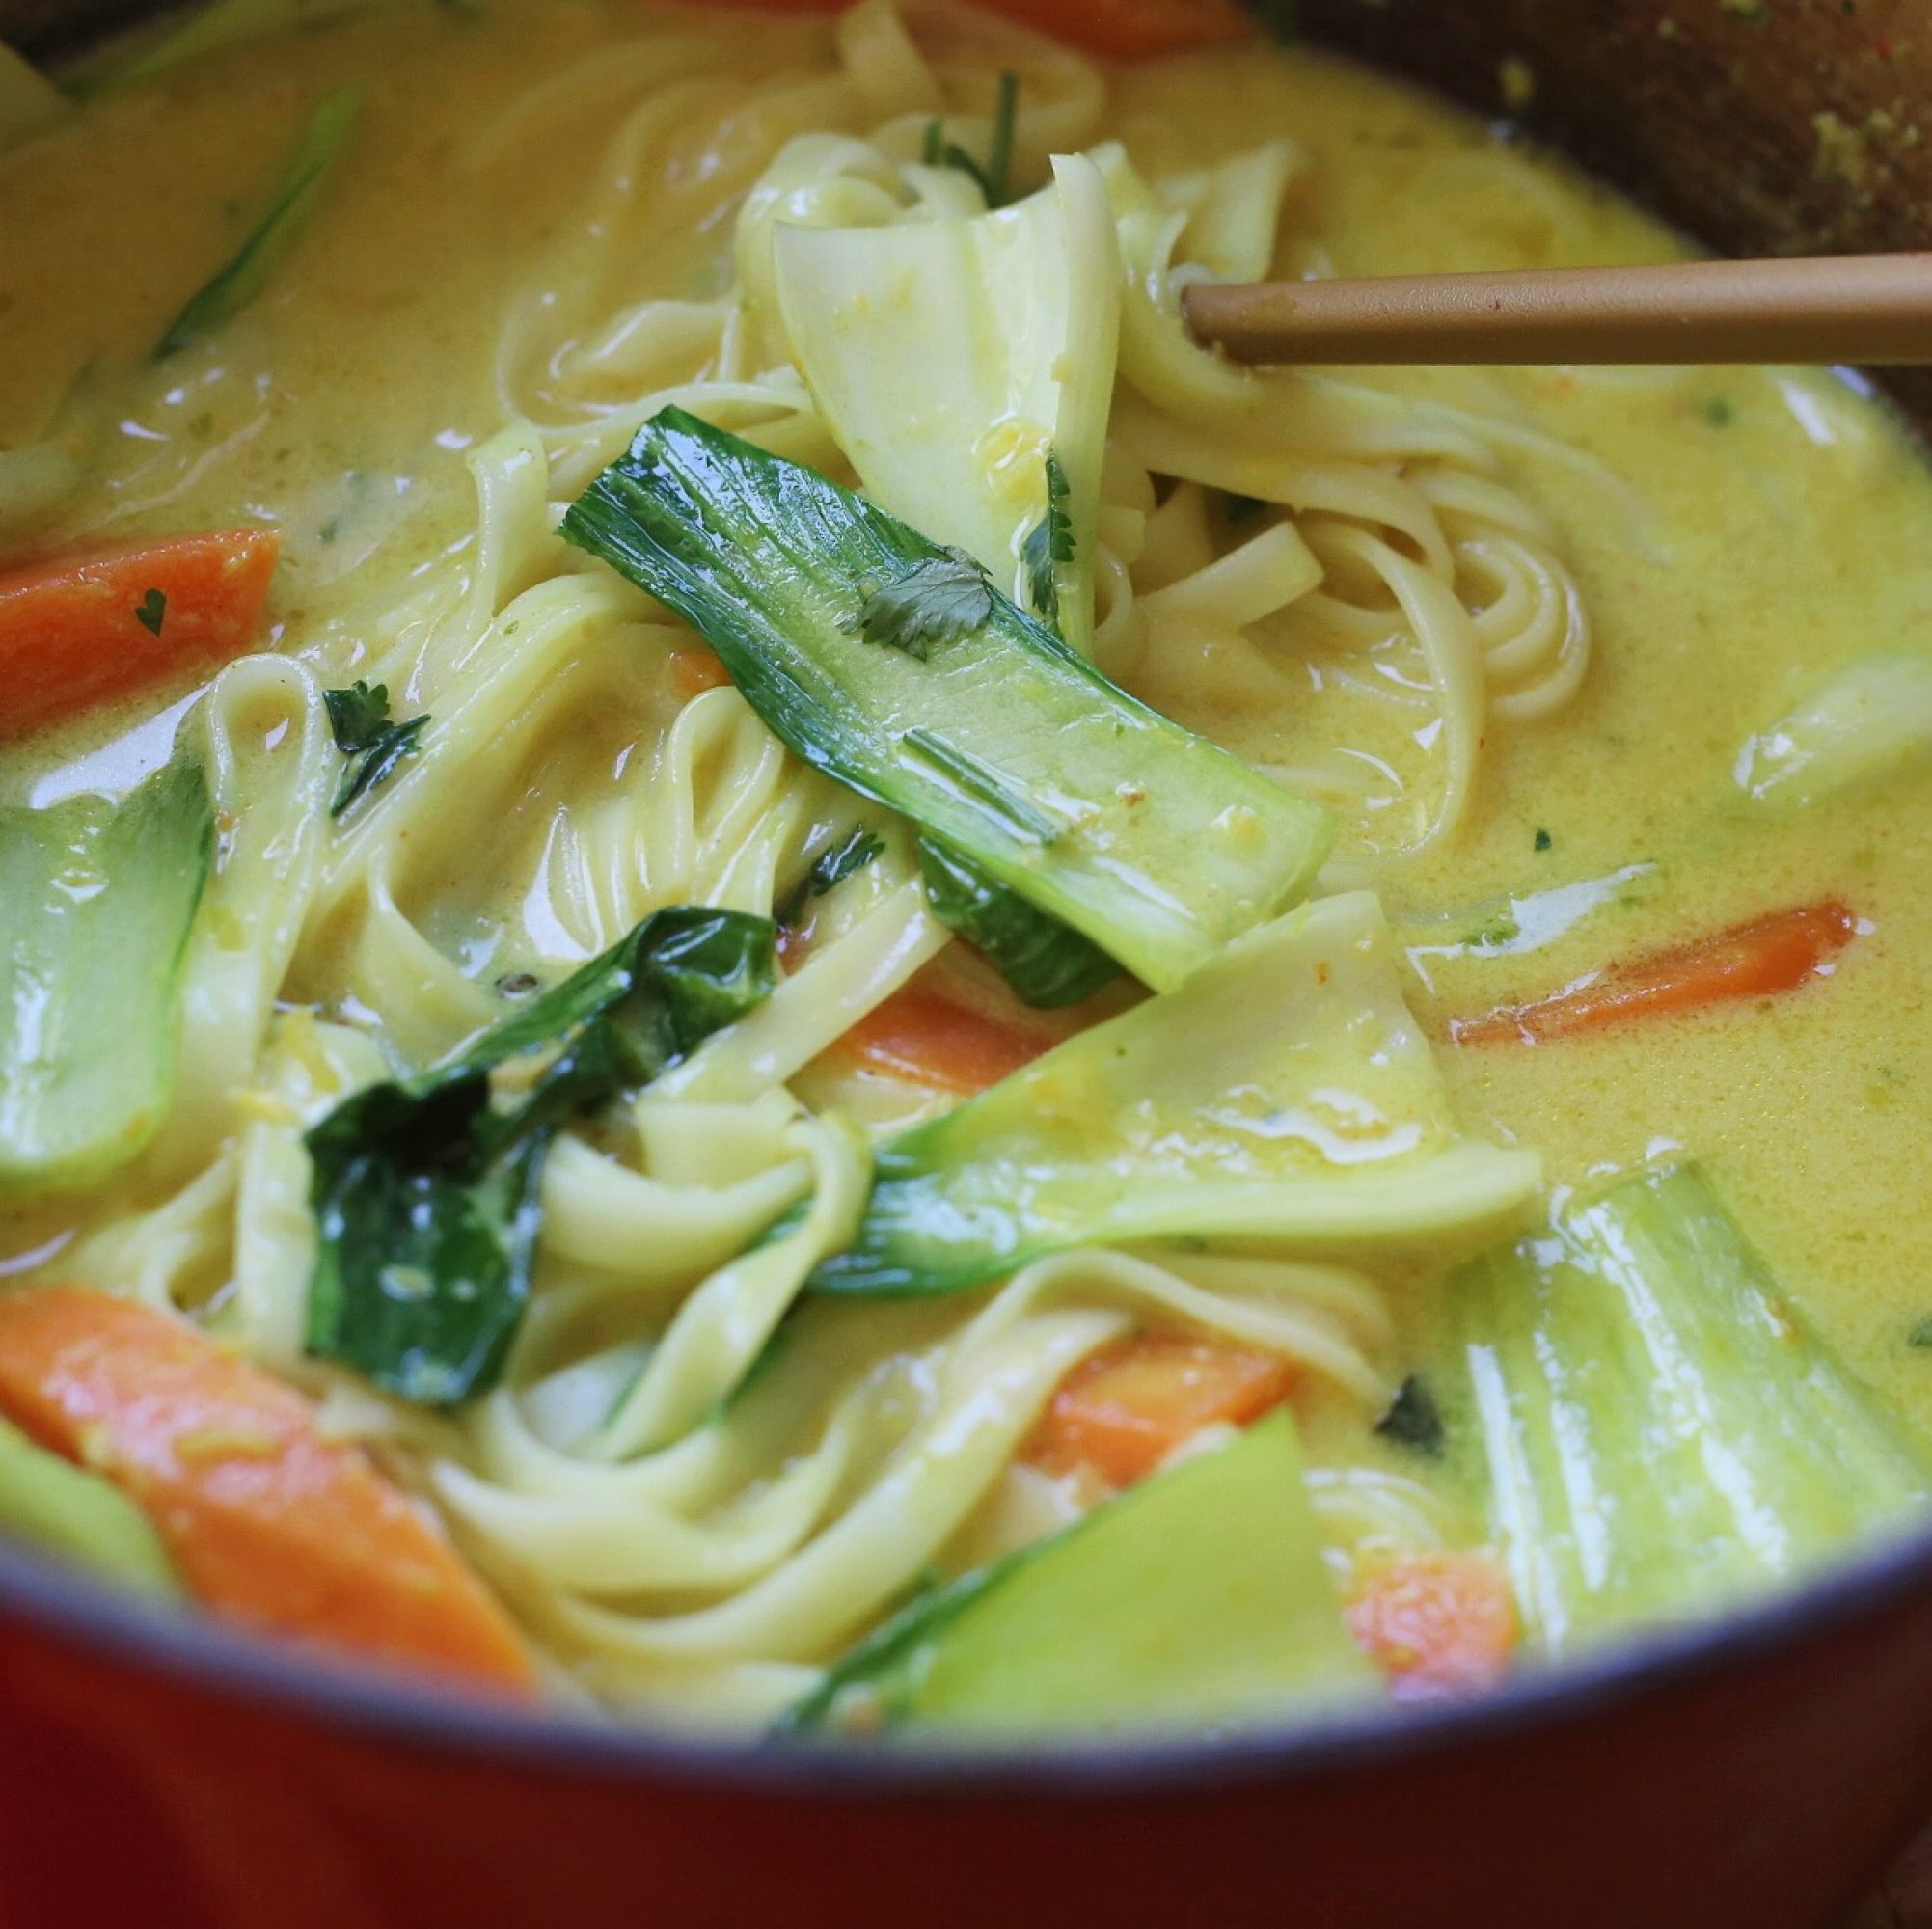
[5,1508,1932,1793]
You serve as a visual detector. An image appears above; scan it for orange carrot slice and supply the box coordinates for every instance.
[0,1288,533,1697]
[835,980,1059,1096]
[0,529,280,739]
[1451,900,1859,1046]
[1347,1550,1519,1701]
[1025,1334,1299,1488]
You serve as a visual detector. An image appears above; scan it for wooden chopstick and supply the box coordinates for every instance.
[1184,253,1932,367]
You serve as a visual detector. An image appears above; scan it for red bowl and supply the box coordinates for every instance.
[5,1525,1932,1927]
[5,3,1932,1922]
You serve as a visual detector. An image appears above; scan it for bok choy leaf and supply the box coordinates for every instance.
[1734,650,1932,810]
[806,891,1540,1297]
[1456,1163,1932,1656]
[306,906,777,1405]
[156,83,363,358]
[773,153,1120,653]
[560,407,1333,994]
[0,760,213,1191]
[780,1410,1370,1736]
[915,836,1118,1009]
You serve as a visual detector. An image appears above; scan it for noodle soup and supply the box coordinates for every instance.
[1,0,1929,1734]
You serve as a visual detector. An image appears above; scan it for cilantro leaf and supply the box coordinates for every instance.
[323,679,392,753]
[323,680,429,817]
[851,549,994,661]
[1020,450,1074,623]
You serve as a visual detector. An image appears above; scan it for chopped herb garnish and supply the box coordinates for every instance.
[1910,1317,1932,1350]
[1020,450,1074,624]
[1462,909,1521,950]
[851,549,994,661]
[1374,1374,1445,1457]
[918,70,1020,208]
[134,588,167,636]
[1703,395,1736,428]
[1534,827,1553,852]
[776,827,885,927]
[323,679,391,753]
[322,679,428,818]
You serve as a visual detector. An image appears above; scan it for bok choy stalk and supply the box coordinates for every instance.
[0,1417,180,1601]
[807,891,1540,1297]
[773,153,1121,654]
[780,1410,1371,1736]
[1456,1163,1932,1657]
[0,760,213,1190]
[1734,650,1932,810]
[156,83,363,358]
[306,907,777,1406]
[561,408,1334,995]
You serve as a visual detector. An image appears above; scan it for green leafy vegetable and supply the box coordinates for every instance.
[1735,650,1932,811]
[919,70,1020,209]
[323,677,427,817]
[0,761,213,1190]
[561,407,1333,993]
[850,550,994,660]
[774,153,1120,655]
[0,1416,180,1600]
[156,83,363,358]
[1375,1374,1444,1457]
[1020,450,1073,623]
[916,835,1118,1010]
[1457,1163,1932,1656]
[322,678,390,749]
[306,907,777,1405]
[776,828,884,927]
[780,1411,1371,1736]
[133,588,167,636]
[807,892,1539,1297]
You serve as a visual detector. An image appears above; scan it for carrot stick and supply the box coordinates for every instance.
[675,0,1254,56]
[1025,1334,1298,1488]
[0,529,280,739]
[0,1289,533,1696]
[1346,1550,1519,1701]
[1451,899,1860,1046]
[835,980,1059,1096]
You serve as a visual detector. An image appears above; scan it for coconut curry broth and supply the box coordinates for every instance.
[4,14,1932,1488]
